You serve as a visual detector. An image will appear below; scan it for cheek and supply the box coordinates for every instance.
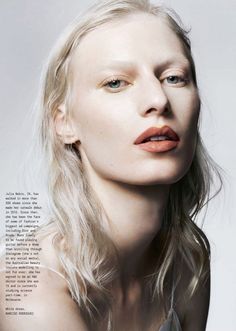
[172,89,200,135]
[72,88,137,147]
[180,111,199,174]
[170,91,200,174]
[183,98,200,142]
[71,95,133,173]
[72,92,113,140]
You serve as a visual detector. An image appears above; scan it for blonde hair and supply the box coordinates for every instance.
[37,0,222,327]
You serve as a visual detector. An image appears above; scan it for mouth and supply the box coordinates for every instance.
[134,125,180,153]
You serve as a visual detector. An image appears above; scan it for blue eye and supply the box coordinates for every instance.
[166,75,186,85]
[107,79,122,89]
[103,78,130,92]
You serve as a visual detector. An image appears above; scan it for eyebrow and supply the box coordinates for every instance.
[154,57,191,74]
[95,60,137,72]
[96,57,190,73]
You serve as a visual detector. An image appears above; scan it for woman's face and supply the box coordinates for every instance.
[67,13,200,185]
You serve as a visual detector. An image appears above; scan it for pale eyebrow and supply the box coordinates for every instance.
[155,57,191,71]
[94,57,190,75]
[95,60,137,73]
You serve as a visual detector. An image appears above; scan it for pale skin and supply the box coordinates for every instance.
[0,13,210,331]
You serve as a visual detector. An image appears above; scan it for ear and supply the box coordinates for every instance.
[54,104,79,144]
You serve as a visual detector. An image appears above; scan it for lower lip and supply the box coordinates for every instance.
[136,140,179,153]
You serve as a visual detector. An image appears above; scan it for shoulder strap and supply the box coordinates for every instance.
[170,262,176,311]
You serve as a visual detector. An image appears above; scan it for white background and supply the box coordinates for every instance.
[0,1,235,330]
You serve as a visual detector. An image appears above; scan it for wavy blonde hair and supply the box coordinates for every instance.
[36,0,222,327]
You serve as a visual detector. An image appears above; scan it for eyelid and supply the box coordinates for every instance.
[160,69,190,86]
[160,68,189,79]
[101,75,131,91]
[102,75,129,85]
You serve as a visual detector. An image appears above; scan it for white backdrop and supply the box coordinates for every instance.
[0,1,235,330]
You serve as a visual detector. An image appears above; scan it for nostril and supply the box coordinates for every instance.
[164,105,170,114]
[146,104,170,115]
[146,108,156,114]
[140,82,170,116]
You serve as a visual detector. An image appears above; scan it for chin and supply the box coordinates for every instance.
[89,153,194,187]
[111,171,187,187]
[131,175,185,186]
[121,162,192,186]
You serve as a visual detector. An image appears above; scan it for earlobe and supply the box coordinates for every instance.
[55,105,79,144]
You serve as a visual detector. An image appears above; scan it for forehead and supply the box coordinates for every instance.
[71,13,188,73]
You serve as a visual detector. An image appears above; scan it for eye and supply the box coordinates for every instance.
[103,78,130,92]
[107,79,122,89]
[164,75,188,86]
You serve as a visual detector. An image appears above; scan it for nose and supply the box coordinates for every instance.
[138,77,169,117]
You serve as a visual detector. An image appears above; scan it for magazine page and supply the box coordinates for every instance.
[1,1,235,330]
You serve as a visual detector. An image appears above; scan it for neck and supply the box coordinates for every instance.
[89,175,170,282]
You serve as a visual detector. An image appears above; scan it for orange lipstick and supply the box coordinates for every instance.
[134,126,179,153]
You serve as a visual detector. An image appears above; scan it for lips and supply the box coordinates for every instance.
[134,125,180,153]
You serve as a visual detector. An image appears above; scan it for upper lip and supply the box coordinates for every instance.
[134,125,179,144]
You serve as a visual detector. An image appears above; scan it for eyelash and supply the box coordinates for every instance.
[102,73,189,92]
[103,77,129,91]
[163,75,189,86]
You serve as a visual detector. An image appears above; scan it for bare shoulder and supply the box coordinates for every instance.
[0,269,89,331]
[0,234,89,331]
[175,257,210,331]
